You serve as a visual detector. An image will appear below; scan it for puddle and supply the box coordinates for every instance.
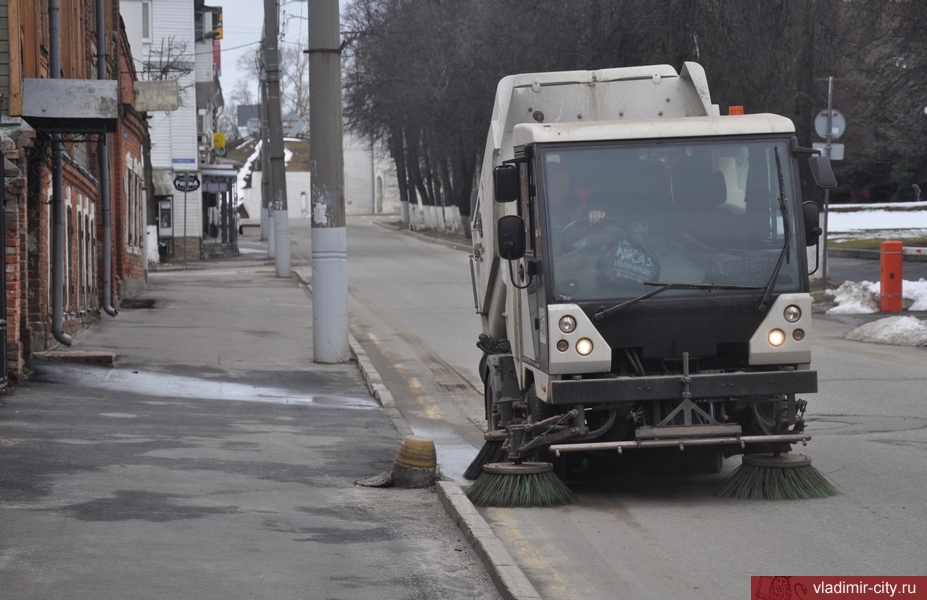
[34,363,379,410]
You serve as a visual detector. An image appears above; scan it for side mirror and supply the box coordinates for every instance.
[497,215,526,260]
[493,164,519,203]
[802,201,822,247]
[809,155,837,189]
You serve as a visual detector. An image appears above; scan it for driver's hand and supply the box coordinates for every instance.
[588,210,606,224]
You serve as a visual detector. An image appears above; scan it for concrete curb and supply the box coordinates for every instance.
[293,268,413,438]
[436,481,543,600]
[348,337,414,439]
[32,350,116,366]
[293,266,542,600]
[351,348,543,600]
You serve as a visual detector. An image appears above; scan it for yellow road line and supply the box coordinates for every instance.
[486,508,584,600]
[354,331,445,419]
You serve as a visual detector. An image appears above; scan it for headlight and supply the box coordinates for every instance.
[784,305,802,323]
[576,338,594,356]
[768,329,786,347]
[793,329,805,342]
[556,340,569,352]
[559,316,577,334]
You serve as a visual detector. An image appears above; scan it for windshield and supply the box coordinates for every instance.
[540,139,802,302]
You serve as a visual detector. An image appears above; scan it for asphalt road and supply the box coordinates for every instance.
[327,216,927,599]
[819,253,927,284]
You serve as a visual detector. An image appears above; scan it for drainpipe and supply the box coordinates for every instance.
[98,0,116,316]
[49,0,72,346]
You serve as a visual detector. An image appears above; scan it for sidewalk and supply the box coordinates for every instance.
[0,237,500,599]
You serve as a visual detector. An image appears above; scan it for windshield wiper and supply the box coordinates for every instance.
[756,147,792,316]
[593,281,765,322]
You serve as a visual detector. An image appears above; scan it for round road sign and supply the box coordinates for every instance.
[815,109,846,140]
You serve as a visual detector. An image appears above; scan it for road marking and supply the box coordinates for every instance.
[486,508,584,600]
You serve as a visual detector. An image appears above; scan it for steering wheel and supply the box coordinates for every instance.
[560,216,627,250]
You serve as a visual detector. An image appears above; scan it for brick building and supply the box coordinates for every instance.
[0,0,147,385]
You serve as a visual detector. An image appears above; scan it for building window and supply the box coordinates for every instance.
[125,159,145,251]
[195,10,205,41]
[142,0,152,43]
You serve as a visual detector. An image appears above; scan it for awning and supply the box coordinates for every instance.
[200,164,238,193]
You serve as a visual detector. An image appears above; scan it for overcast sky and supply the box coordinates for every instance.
[215,0,346,103]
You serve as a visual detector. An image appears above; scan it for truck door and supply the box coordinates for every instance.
[519,159,546,373]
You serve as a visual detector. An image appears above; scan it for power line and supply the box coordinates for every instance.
[197,40,262,55]
[131,40,262,66]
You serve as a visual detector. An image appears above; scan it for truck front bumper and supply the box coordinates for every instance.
[550,432,812,455]
[548,369,817,405]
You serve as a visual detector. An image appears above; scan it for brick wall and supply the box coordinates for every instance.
[3,128,30,383]
[1,0,150,386]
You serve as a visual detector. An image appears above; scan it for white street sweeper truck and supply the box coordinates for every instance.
[466,63,837,497]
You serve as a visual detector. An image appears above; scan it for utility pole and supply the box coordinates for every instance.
[308,0,349,363]
[821,76,834,287]
[261,74,274,257]
[263,0,290,276]
[258,28,270,245]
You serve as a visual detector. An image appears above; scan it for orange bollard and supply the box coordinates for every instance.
[880,240,904,312]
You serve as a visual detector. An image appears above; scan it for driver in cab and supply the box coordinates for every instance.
[545,157,626,300]
[545,159,606,232]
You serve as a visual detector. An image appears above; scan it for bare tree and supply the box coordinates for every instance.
[143,36,196,108]
[217,79,255,142]
[279,44,310,124]
[236,43,310,130]
[343,0,927,216]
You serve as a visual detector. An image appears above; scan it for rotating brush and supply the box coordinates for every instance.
[463,432,508,480]
[466,461,576,508]
[716,453,838,500]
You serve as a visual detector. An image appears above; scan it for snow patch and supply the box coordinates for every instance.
[846,316,927,347]
[826,281,879,314]
[901,278,927,311]
[237,139,262,194]
[810,203,927,345]
[828,202,927,232]
[826,278,927,314]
